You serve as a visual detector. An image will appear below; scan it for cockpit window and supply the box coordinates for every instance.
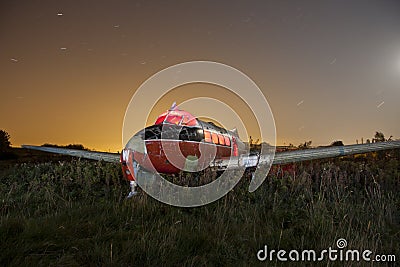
[218,134,225,145]
[154,114,182,125]
[224,136,231,146]
[155,115,167,125]
[211,133,219,144]
[181,115,198,126]
[155,111,199,126]
[167,115,183,125]
[204,131,211,142]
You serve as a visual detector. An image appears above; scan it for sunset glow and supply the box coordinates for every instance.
[1,1,399,152]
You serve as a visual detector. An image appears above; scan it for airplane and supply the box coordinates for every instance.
[23,103,400,198]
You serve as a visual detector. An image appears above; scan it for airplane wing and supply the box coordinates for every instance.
[271,141,400,165]
[22,141,400,168]
[21,145,120,163]
[212,141,400,169]
[22,141,400,198]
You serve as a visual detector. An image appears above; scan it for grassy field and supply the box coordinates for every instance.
[0,149,399,266]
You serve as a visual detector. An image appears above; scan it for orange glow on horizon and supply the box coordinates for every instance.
[1,2,398,152]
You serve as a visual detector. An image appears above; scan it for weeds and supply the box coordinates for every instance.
[0,152,399,266]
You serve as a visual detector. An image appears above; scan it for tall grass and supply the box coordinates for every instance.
[0,151,399,266]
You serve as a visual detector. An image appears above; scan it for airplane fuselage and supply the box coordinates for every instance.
[120,108,246,181]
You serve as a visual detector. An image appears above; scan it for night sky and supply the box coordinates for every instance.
[1,0,399,152]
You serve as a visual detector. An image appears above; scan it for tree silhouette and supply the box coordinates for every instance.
[0,130,11,152]
[374,131,385,142]
[298,140,312,149]
[42,143,88,151]
[331,140,344,146]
